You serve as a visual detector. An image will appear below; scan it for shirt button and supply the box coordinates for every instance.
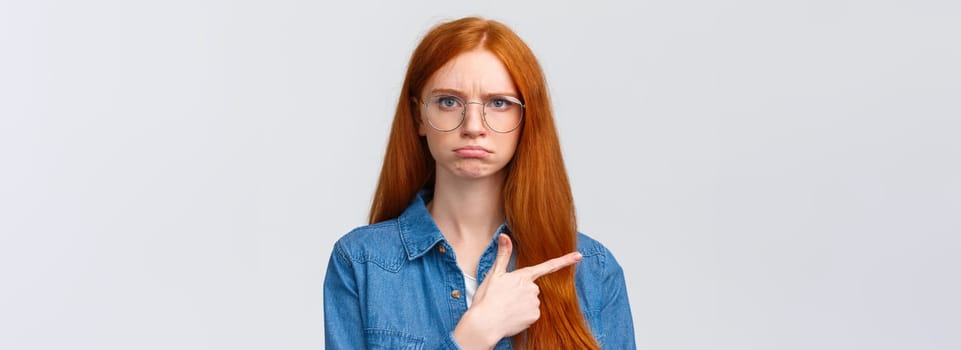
[438,245,446,254]
[451,289,461,299]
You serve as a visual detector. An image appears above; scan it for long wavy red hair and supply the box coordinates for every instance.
[369,17,599,349]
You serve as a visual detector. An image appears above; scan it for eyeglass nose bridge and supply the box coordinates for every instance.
[459,101,488,118]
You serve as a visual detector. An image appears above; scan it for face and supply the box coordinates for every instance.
[418,49,522,180]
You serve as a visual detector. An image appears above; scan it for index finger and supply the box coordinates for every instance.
[524,251,583,280]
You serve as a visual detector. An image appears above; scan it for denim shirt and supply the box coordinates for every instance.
[324,191,636,349]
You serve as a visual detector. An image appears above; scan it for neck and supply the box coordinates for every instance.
[428,171,507,244]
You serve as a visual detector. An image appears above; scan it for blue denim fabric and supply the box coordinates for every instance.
[324,191,636,349]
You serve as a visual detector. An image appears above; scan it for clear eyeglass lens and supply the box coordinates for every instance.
[425,95,523,133]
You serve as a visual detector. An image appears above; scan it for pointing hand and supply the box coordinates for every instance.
[452,234,582,349]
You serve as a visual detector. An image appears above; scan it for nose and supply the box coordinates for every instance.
[461,102,487,137]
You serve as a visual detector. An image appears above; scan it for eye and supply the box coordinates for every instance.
[488,97,513,110]
[435,96,462,109]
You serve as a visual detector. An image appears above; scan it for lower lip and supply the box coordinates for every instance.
[454,149,489,158]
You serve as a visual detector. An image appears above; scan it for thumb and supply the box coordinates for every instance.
[491,234,513,275]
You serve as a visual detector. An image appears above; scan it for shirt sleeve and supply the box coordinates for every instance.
[323,241,365,349]
[599,248,637,349]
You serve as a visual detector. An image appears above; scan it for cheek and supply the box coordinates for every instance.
[422,133,444,159]
[502,134,521,158]
[510,130,522,149]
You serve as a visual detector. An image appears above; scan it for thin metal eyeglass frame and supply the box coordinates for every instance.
[421,95,525,133]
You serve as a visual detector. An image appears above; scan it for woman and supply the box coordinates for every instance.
[324,17,635,349]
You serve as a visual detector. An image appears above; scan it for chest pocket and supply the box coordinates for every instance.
[365,329,424,350]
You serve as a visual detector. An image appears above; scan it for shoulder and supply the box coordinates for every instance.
[575,232,612,258]
[331,219,408,272]
[573,231,629,310]
[335,219,401,249]
[574,231,626,282]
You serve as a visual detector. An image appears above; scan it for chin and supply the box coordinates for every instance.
[453,168,488,178]
[439,159,509,180]
[453,165,509,179]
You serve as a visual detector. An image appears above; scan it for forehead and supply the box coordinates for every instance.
[424,49,517,96]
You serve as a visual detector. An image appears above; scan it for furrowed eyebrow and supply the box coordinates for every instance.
[428,88,465,97]
[428,88,519,100]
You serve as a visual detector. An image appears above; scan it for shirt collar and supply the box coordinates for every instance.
[398,189,446,260]
[397,189,512,261]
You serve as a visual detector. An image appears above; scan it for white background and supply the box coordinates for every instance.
[2,1,959,349]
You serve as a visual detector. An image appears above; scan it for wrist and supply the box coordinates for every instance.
[453,310,499,350]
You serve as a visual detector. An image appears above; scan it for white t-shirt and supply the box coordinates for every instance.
[464,274,478,307]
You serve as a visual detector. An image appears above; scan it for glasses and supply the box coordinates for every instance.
[421,95,525,133]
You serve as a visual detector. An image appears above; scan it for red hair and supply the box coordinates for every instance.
[369,17,599,349]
